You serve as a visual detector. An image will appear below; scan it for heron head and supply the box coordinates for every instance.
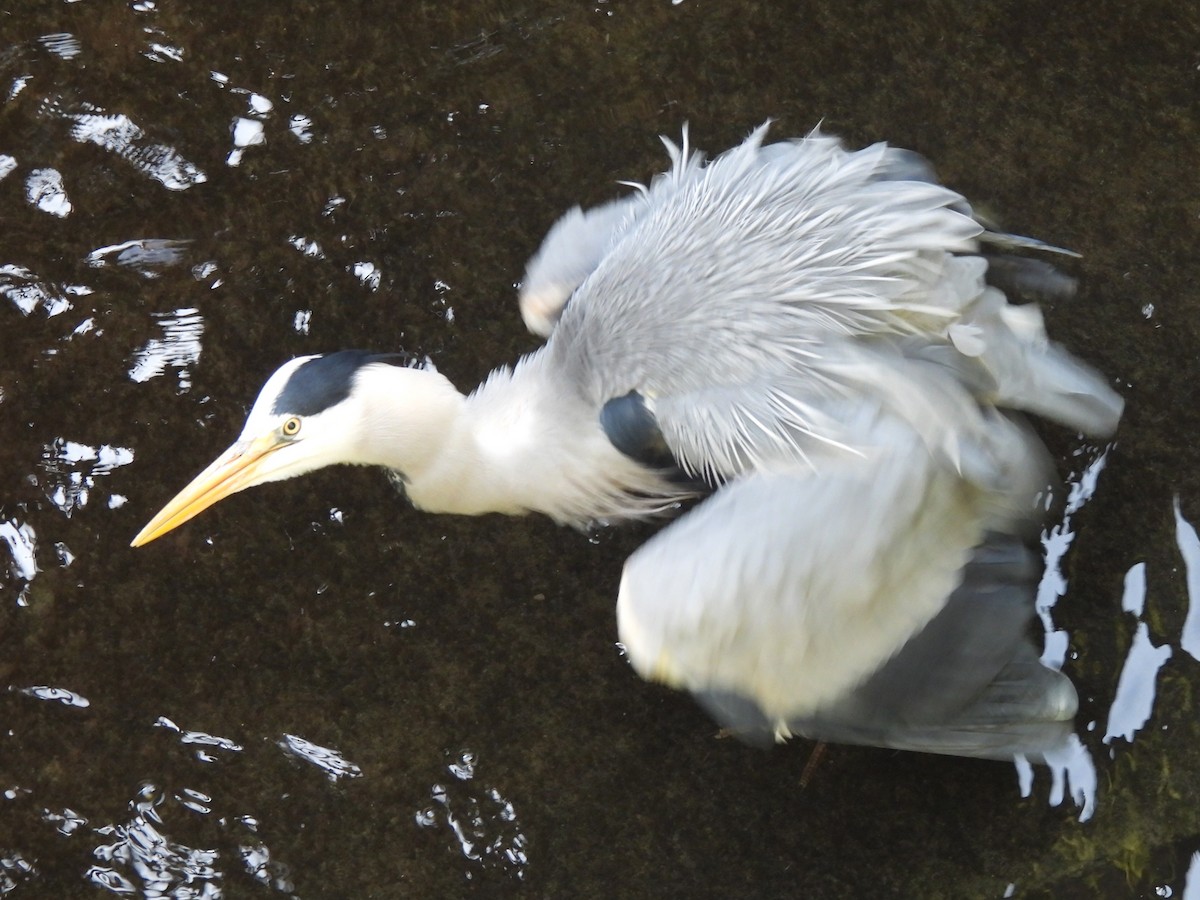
[130,351,432,547]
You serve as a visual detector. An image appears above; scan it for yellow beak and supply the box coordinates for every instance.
[130,434,282,547]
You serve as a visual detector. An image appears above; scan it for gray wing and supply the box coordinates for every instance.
[552,124,1108,761]
[547,123,1121,481]
[616,449,1077,760]
[697,537,1078,760]
[617,422,981,727]
[519,128,710,337]
[519,195,644,337]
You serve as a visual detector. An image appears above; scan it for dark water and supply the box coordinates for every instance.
[1,1,1198,896]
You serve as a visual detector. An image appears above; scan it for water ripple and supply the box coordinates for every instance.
[40,438,136,518]
[1035,445,1112,670]
[1103,621,1172,745]
[41,98,207,191]
[1015,443,1113,821]
[415,749,529,882]
[0,852,36,895]
[0,264,92,317]
[87,239,193,278]
[16,685,91,707]
[24,167,72,217]
[226,117,265,167]
[0,518,38,583]
[155,716,244,764]
[1173,497,1200,660]
[37,33,82,61]
[277,733,363,782]
[42,807,88,836]
[88,784,221,898]
[1185,851,1200,900]
[128,308,204,391]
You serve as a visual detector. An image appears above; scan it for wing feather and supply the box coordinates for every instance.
[616,436,1074,758]
[616,421,986,722]
[543,124,1121,481]
[520,123,1122,761]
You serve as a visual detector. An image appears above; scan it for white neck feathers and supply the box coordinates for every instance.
[352,356,683,524]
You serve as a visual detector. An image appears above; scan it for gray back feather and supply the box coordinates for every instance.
[539,123,1121,488]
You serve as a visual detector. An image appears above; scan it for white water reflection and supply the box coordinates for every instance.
[1015,735,1098,823]
[128,307,204,391]
[415,749,529,881]
[278,734,363,782]
[1095,497,1200,758]
[1014,444,1112,820]
[191,260,223,291]
[43,807,88,836]
[0,852,36,894]
[350,261,381,291]
[227,117,266,166]
[84,787,297,897]
[288,235,325,259]
[87,238,192,277]
[235,813,295,893]
[417,748,530,883]
[1122,561,1147,615]
[7,74,30,101]
[1035,447,1111,670]
[1103,621,1172,745]
[0,517,39,606]
[248,93,273,116]
[68,317,98,340]
[0,263,92,317]
[25,167,72,217]
[39,32,83,61]
[143,29,185,65]
[1184,851,1200,900]
[0,518,38,583]
[88,784,222,898]
[17,685,91,708]
[434,279,455,323]
[145,42,185,64]
[176,788,213,816]
[44,99,207,191]
[2,728,296,894]
[40,438,136,518]
[224,91,274,165]
[288,114,314,144]
[1173,497,1200,660]
[156,716,244,764]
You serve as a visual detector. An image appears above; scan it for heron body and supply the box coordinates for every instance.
[133,124,1122,762]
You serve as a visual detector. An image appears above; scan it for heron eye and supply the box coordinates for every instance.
[281,416,302,437]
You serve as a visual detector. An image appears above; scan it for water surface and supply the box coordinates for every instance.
[1,1,1199,896]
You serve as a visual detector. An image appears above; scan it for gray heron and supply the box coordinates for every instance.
[132,124,1123,762]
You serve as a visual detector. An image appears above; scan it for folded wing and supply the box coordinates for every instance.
[616,429,1075,760]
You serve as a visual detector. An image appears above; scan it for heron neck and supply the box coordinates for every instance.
[357,353,680,523]
[392,354,564,517]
